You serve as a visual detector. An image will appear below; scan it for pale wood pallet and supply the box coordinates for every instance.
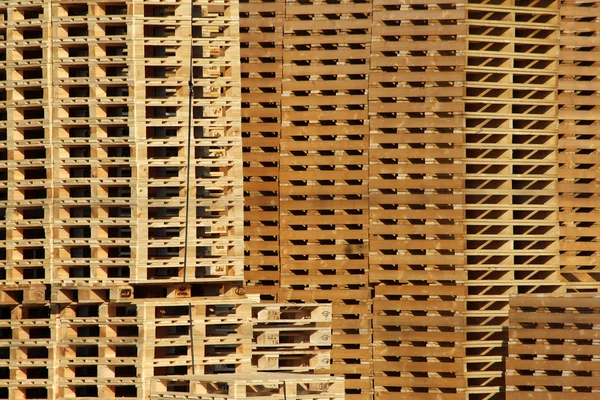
[0,298,256,400]
[0,0,245,288]
[251,303,332,372]
[0,292,340,399]
[0,1,248,399]
[150,373,345,400]
[1,0,52,291]
[270,295,373,400]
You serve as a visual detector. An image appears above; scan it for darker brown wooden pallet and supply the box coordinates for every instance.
[558,2,600,293]
[507,295,600,395]
[240,0,284,298]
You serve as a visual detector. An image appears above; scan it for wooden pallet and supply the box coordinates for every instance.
[272,294,373,400]
[1,0,51,292]
[0,0,243,289]
[252,349,331,372]
[558,0,600,293]
[240,0,284,299]
[150,373,344,400]
[0,297,255,400]
[133,0,243,283]
[368,1,468,398]
[251,303,332,372]
[372,285,466,398]
[275,0,375,394]
[463,0,563,397]
[252,302,332,322]
[0,0,241,289]
[506,295,600,399]
[278,0,370,291]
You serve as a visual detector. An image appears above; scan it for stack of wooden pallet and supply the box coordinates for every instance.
[506,295,600,398]
[278,1,373,398]
[558,0,600,292]
[150,373,344,400]
[251,303,332,373]
[239,0,284,300]
[132,0,244,284]
[369,1,467,398]
[0,296,255,400]
[0,1,250,399]
[2,0,51,286]
[0,0,243,285]
[463,1,563,396]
